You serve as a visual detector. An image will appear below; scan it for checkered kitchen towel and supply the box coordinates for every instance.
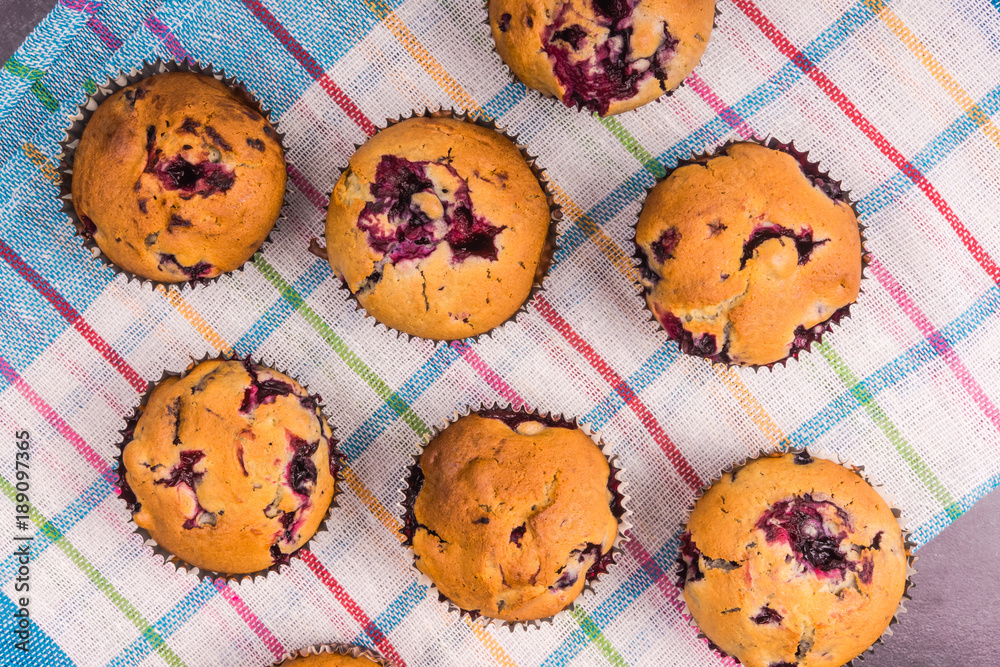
[2,0,1000,665]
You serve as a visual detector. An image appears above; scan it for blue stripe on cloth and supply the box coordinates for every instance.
[0,592,75,666]
[0,475,112,584]
[340,343,461,462]
[234,259,333,355]
[542,0,883,265]
[582,340,679,431]
[541,533,684,667]
[858,81,1000,221]
[482,81,528,119]
[784,286,1000,447]
[107,582,216,667]
[353,581,426,650]
[914,470,1000,545]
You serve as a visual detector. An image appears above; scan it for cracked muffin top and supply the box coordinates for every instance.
[324,116,551,341]
[402,410,622,622]
[678,452,908,667]
[72,71,286,283]
[635,141,863,367]
[277,650,384,666]
[119,358,338,575]
[489,0,716,116]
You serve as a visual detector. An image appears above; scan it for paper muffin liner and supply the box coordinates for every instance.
[675,446,917,666]
[396,402,631,631]
[58,58,291,291]
[112,352,344,584]
[630,135,871,371]
[308,108,562,345]
[269,642,394,666]
[481,0,720,117]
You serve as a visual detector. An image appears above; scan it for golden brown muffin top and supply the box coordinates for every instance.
[404,411,621,622]
[72,71,286,283]
[325,116,551,341]
[277,649,382,666]
[489,0,716,115]
[636,142,863,366]
[679,452,908,667]
[120,359,337,574]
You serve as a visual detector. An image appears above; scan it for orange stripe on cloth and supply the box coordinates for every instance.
[866,0,1000,150]
[23,143,59,182]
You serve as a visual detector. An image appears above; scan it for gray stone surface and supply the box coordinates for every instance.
[1,1,998,665]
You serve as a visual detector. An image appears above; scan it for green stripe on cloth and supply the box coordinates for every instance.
[251,256,430,437]
[570,606,629,666]
[598,116,665,178]
[4,57,45,81]
[3,58,58,112]
[0,475,187,667]
[816,341,960,517]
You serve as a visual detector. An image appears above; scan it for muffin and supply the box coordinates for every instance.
[401,409,623,623]
[678,451,909,667]
[118,358,339,575]
[71,70,286,283]
[274,644,389,666]
[324,114,553,341]
[635,140,863,367]
[489,0,716,116]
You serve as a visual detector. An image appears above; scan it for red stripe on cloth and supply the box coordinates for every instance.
[533,295,703,491]
[686,72,755,140]
[145,14,192,62]
[86,15,122,50]
[0,355,116,484]
[0,238,146,393]
[299,550,407,666]
[449,340,525,408]
[238,0,378,136]
[868,258,1000,434]
[212,579,286,659]
[287,163,329,210]
[735,0,1000,286]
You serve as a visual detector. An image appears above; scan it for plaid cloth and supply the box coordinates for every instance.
[2,0,1000,665]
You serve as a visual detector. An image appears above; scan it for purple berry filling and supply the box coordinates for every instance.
[739,224,829,271]
[752,605,783,625]
[247,137,265,151]
[510,523,527,546]
[787,303,852,358]
[793,450,813,465]
[476,408,576,431]
[168,213,192,229]
[498,12,511,32]
[657,309,729,363]
[650,226,681,263]
[541,0,679,115]
[239,359,293,413]
[357,155,506,268]
[80,215,97,238]
[286,433,319,497]
[549,542,612,591]
[157,253,214,280]
[204,125,232,152]
[677,531,704,585]
[153,156,235,196]
[756,495,852,577]
[142,122,235,197]
[179,118,200,134]
[270,542,291,566]
[153,449,214,530]
[123,87,147,105]
[154,450,206,490]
